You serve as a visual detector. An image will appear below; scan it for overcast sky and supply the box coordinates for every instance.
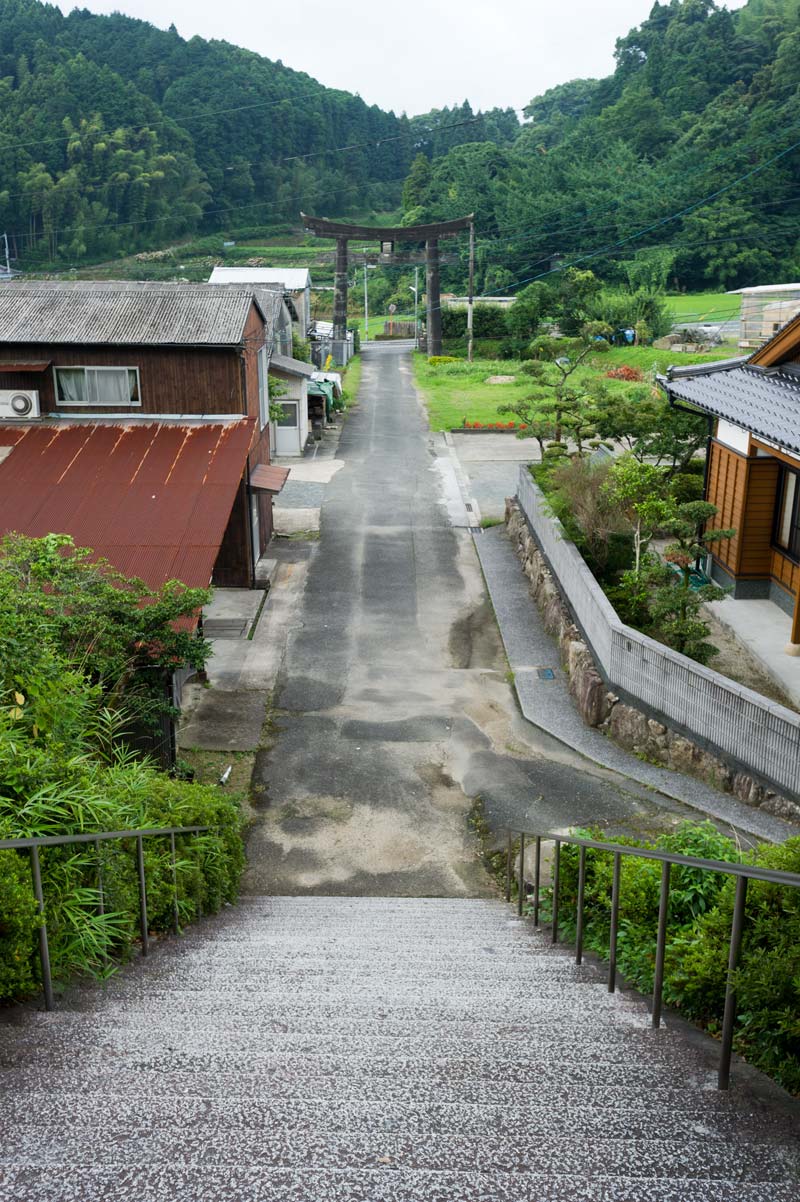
[55,0,749,116]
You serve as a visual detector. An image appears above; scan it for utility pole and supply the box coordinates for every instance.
[363,253,369,343]
[414,265,419,349]
[1,233,10,278]
[467,221,475,363]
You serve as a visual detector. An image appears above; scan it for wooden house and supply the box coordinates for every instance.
[661,312,800,650]
[0,281,293,590]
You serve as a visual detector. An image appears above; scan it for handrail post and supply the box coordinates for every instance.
[517,832,525,916]
[608,851,621,993]
[170,831,180,935]
[136,834,149,956]
[575,845,586,965]
[29,846,54,1011]
[505,832,512,903]
[718,875,748,1090]
[533,836,541,926]
[652,861,671,1028]
[95,837,104,917]
[551,839,561,944]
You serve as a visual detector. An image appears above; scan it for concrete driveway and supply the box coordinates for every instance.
[246,346,693,897]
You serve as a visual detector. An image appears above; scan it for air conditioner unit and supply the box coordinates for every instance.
[0,390,41,420]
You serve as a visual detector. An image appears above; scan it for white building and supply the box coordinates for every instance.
[209,267,313,340]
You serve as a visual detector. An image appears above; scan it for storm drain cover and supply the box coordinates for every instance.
[203,619,250,639]
[537,668,555,680]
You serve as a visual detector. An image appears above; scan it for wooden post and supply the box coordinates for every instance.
[426,237,442,358]
[333,236,349,348]
[467,222,475,363]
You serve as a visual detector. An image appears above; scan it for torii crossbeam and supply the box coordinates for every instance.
[301,213,474,357]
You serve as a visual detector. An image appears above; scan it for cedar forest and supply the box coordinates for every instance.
[0,0,798,291]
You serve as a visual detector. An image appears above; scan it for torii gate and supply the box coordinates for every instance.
[300,213,474,358]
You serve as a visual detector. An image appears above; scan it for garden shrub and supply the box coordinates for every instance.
[550,822,800,1093]
[0,535,246,1003]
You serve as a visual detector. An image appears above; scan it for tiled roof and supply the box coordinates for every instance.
[0,419,255,589]
[0,281,271,347]
[661,363,800,454]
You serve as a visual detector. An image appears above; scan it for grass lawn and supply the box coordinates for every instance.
[341,353,363,405]
[665,292,739,323]
[413,344,740,432]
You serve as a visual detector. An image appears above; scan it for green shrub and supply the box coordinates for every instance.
[0,741,245,1001]
[427,355,459,366]
[548,822,800,1093]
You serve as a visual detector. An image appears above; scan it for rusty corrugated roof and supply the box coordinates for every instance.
[0,420,256,590]
[0,282,271,347]
[250,464,289,494]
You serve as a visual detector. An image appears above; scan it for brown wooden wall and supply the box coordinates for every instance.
[707,438,797,594]
[706,439,748,573]
[0,343,244,416]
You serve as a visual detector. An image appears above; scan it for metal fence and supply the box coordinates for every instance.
[504,827,800,1090]
[516,466,800,799]
[0,825,208,1011]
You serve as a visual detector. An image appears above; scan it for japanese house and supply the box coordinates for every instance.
[0,280,293,591]
[660,312,800,651]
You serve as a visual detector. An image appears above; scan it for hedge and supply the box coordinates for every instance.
[538,821,800,1093]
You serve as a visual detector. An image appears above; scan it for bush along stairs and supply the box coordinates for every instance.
[0,896,798,1200]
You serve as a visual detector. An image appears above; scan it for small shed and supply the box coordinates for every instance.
[729,283,800,349]
[269,353,315,457]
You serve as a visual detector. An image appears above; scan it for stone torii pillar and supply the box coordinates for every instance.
[333,236,349,351]
[425,238,442,357]
[301,213,474,361]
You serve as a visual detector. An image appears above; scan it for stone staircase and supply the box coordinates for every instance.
[0,897,798,1200]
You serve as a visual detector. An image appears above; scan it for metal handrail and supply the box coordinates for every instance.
[504,828,800,1091]
[1,824,209,1011]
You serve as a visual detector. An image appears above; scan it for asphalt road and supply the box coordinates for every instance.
[246,345,692,897]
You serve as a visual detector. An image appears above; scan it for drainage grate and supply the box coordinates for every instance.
[537,667,555,680]
[203,619,250,640]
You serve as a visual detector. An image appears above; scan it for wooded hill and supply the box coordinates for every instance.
[404,0,800,294]
[0,0,516,266]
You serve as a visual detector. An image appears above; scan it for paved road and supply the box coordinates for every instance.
[246,346,693,896]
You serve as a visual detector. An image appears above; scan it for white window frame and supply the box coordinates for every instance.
[54,365,141,408]
[257,346,269,430]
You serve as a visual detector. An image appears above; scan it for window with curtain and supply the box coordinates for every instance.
[775,466,800,560]
[55,367,140,407]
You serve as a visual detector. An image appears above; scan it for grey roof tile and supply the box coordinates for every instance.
[0,281,274,347]
[662,364,800,454]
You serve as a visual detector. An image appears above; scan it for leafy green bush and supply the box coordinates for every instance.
[549,822,800,1093]
[0,535,245,1003]
[0,730,245,1001]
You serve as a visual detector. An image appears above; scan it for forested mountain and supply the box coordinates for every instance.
[2,0,799,284]
[404,0,800,292]
[0,1,507,267]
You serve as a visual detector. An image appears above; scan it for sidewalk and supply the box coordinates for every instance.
[475,525,799,844]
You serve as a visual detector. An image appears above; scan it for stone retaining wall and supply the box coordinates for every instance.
[506,499,800,824]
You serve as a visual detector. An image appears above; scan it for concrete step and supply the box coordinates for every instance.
[4,1128,796,1182]
[0,1093,775,1142]
[0,1065,724,1107]
[1,1165,797,1202]
[0,1026,707,1068]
